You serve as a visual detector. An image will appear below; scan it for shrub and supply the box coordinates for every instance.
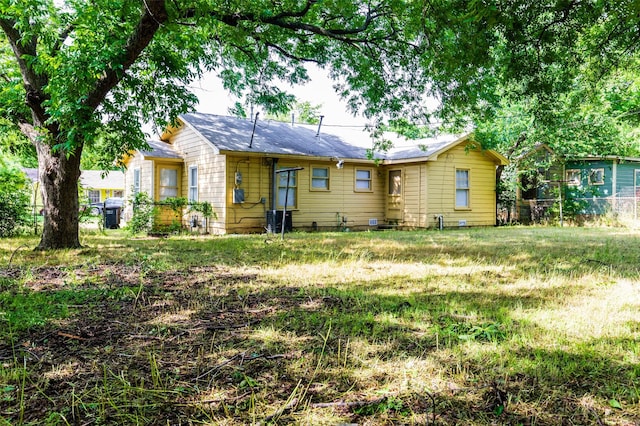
[0,192,30,237]
[0,157,30,237]
[126,191,156,235]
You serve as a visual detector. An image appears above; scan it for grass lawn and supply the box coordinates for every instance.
[0,226,639,425]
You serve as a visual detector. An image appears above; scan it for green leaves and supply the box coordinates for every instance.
[609,399,623,410]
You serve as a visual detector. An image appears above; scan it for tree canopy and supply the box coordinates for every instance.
[0,0,433,249]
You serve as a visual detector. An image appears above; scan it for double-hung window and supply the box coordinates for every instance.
[277,169,297,208]
[455,169,470,208]
[188,166,198,203]
[133,168,141,195]
[355,169,372,192]
[311,167,329,191]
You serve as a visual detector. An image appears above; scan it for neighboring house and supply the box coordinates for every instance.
[122,113,508,233]
[23,168,125,210]
[516,145,640,222]
[79,170,125,204]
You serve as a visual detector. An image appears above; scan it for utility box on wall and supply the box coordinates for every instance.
[233,188,245,204]
[266,210,292,233]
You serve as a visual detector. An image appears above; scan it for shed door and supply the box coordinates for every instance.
[386,169,404,221]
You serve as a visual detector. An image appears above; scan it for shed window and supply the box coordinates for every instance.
[159,168,178,200]
[277,169,297,208]
[588,168,604,185]
[566,169,580,186]
[188,166,198,202]
[133,168,141,195]
[355,169,372,192]
[455,169,470,208]
[311,167,329,190]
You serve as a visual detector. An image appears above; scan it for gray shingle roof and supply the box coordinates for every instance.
[154,113,505,165]
[180,113,374,160]
[140,139,183,160]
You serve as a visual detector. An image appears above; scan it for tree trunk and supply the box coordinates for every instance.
[35,140,84,250]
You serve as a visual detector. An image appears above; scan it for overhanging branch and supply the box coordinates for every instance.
[83,0,169,111]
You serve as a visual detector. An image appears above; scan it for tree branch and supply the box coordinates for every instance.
[264,41,320,64]
[50,23,75,56]
[0,17,49,124]
[83,0,169,111]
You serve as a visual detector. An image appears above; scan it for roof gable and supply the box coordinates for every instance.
[385,133,508,165]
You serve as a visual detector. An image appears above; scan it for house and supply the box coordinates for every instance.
[515,145,640,222]
[122,113,508,233]
[22,168,124,212]
[79,170,125,204]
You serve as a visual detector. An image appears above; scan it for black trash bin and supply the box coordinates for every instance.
[104,207,121,229]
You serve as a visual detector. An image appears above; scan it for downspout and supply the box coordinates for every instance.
[271,158,278,211]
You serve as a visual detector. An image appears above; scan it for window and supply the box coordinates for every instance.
[188,166,198,202]
[311,167,329,191]
[388,170,402,195]
[355,169,372,192]
[113,190,124,198]
[566,169,580,186]
[133,168,141,195]
[588,168,604,185]
[87,190,100,203]
[455,169,470,208]
[277,169,297,208]
[159,167,178,200]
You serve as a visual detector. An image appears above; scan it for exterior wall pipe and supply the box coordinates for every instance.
[271,158,278,212]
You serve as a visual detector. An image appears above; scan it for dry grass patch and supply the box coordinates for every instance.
[0,227,639,425]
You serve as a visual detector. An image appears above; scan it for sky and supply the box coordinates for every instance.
[188,65,370,129]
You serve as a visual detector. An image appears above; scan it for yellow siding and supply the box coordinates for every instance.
[397,164,428,228]
[224,155,270,233]
[425,144,497,227]
[222,158,386,232]
[291,161,385,231]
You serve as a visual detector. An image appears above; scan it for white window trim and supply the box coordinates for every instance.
[455,168,470,209]
[188,165,198,203]
[133,168,141,195]
[87,190,100,203]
